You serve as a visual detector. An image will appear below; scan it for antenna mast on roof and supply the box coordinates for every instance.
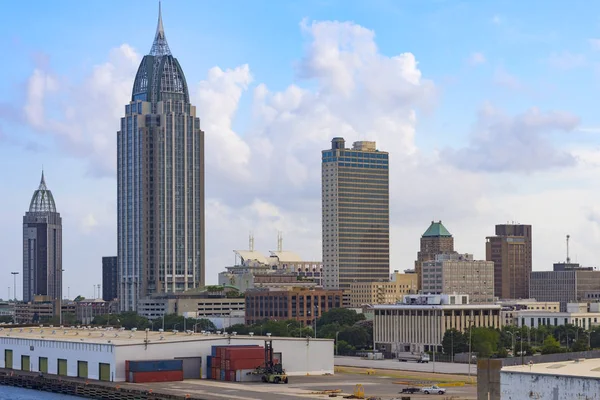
[566,234,570,263]
[249,232,254,252]
[277,231,283,252]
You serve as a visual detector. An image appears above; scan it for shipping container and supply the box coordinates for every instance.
[225,347,265,360]
[230,358,264,370]
[212,345,260,357]
[129,370,183,383]
[220,370,225,381]
[229,371,235,382]
[212,367,217,380]
[225,360,230,370]
[206,356,212,371]
[127,359,183,372]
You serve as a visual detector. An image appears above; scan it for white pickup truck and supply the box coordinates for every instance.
[397,352,430,363]
[421,385,446,395]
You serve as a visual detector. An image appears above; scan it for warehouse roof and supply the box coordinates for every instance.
[502,358,600,379]
[0,326,332,346]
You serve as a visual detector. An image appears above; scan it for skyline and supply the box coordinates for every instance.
[3,0,600,299]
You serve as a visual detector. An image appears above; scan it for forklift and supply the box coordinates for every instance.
[256,340,288,384]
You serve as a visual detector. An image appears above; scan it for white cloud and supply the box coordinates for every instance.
[468,52,486,66]
[23,44,141,177]
[547,51,586,70]
[442,104,580,173]
[589,38,600,51]
[493,67,522,90]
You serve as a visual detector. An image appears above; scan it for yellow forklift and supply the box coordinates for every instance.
[257,340,288,384]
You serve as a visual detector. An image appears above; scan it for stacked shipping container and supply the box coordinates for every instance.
[125,359,184,383]
[207,345,266,382]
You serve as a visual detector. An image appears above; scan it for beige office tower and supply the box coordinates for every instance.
[321,137,390,290]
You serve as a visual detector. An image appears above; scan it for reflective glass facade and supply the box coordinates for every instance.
[117,9,205,311]
[322,138,390,289]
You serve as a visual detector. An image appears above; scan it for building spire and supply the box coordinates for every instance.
[150,1,172,56]
[39,168,47,190]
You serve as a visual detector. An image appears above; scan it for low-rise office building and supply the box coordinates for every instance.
[349,271,417,307]
[512,303,600,330]
[0,327,334,381]
[374,294,502,355]
[15,298,76,324]
[498,300,560,326]
[137,288,245,320]
[245,287,342,325]
[422,253,495,303]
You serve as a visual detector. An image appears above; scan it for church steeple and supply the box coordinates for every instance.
[149,1,172,56]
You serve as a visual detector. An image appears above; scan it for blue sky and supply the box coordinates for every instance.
[2,0,600,299]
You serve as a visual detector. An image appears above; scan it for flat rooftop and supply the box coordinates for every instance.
[502,358,600,379]
[0,326,331,346]
[373,304,501,310]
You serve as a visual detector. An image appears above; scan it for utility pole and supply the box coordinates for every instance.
[11,272,19,301]
[468,317,473,382]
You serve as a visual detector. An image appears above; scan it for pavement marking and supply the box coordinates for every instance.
[167,387,264,400]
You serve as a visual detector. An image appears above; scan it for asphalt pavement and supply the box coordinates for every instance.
[334,355,478,375]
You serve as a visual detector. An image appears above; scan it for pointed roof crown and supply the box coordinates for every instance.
[149,2,172,56]
[422,220,452,237]
[29,170,57,213]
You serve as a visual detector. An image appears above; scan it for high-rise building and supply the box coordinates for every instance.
[102,256,118,301]
[415,221,455,290]
[321,137,389,290]
[421,253,495,303]
[486,224,532,299]
[117,6,205,311]
[22,171,62,304]
[530,269,600,311]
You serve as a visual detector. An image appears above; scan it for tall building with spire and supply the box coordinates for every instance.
[117,5,205,311]
[23,171,62,304]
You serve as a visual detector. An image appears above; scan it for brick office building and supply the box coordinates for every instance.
[245,288,343,325]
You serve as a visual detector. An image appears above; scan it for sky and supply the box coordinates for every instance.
[2,0,600,300]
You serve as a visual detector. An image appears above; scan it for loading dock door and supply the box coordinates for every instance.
[39,357,48,373]
[176,357,201,379]
[77,361,88,378]
[58,359,67,376]
[21,355,30,371]
[4,350,12,369]
[99,363,111,381]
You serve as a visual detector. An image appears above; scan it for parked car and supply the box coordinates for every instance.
[421,385,446,395]
[397,352,430,363]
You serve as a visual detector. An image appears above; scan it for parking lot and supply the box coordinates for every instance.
[136,372,477,400]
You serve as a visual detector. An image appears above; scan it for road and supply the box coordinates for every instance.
[334,356,478,375]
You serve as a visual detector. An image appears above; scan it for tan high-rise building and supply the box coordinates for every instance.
[421,253,495,303]
[321,137,389,290]
[415,221,455,290]
[486,224,532,300]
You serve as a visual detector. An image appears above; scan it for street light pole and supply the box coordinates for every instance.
[468,317,473,382]
[11,272,19,301]
[335,331,340,356]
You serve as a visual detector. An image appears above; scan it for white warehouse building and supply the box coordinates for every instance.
[0,327,333,382]
[501,358,600,399]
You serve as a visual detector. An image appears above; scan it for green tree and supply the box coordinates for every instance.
[0,316,14,323]
[541,335,562,354]
[572,338,589,352]
[336,340,355,355]
[338,325,370,349]
[442,328,468,355]
[316,308,365,329]
[469,327,499,358]
[73,295,85,302]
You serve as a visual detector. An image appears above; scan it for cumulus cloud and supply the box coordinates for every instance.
[547,51,586,70]
[22,44,140,177]
[442,104,580,173]
[468,52,486,66]
[493,67,522,90]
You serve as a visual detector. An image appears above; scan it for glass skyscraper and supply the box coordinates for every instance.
[23,171,62,304]
[321,137,390,290]
[117,5,205,311]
